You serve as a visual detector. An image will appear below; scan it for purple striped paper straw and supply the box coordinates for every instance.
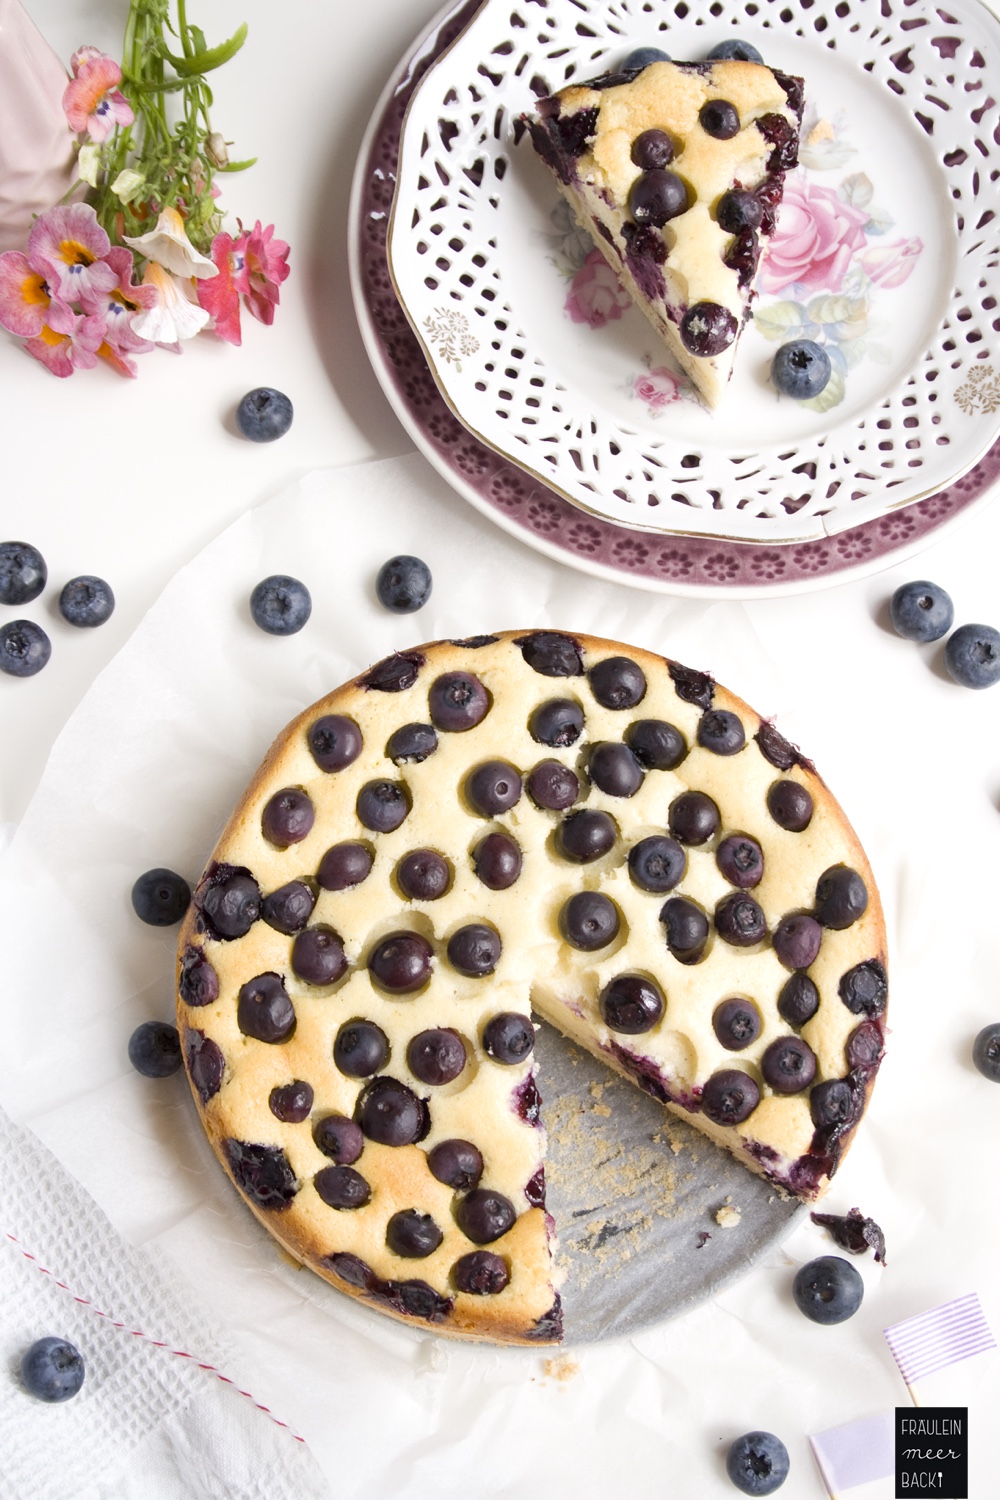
[884,1293,996,1389]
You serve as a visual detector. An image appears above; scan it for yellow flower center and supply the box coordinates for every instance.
[21,273,51,307]
[39,325,68,347]
[59,239,95,268]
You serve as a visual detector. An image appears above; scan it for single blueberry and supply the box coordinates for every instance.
[20,1337,85,1403]
[761,1035,816,1094]
[716,190,764,234]
[59,575,115,627]
[368,931,433,993]
[261,880,316,934]
[131,867,191,926]
[713,999,761,1051]
[0,619,51,677]
[0,541,46,605]
[237,972,296,1043]
[715,892,767,947]
[944,623,1000,689]
[355,1076,426,1147]
[627,168,689,228]
[708,39,765,62]
[308,714,363,771]
[224,1139,298,1209]
[681,301,738,357]
[397,849,451,901]
[386,1210,443,1259]
[456,1189,517,1244]
[472,831,522,889]
[447,923,502,976]
[453,1250,509,1295]
[792,1255,864,1324]
[888,580,953,643]
[622,45,671,69]
[128,1020,183,1077]
[698,709,745,755]
[387,722,438,764]
[526,759,580,811]
[771,340,831,400]
[312,1114,364,1164]
[973,1022,1000,1082]
[269,1080,314,1122]
[589,742,643,797]
[588,655,646,709]
[334,1018,390,1077]
[699,99,741,139]
[767,779,813,832]
[314,1165,371,1209]
[261,787,314,848]
[428,1139,484,1191]
[408,1028,467,1085]
[660,896,709,961]
[291,924,348,985]
[771,912,822,971]
[529,698,584,747]
[778,972,819,1028]
[466,760,522,816]
[815,865,868,929]
[725,1431,789,1496]
[249,575,311,635]
[631,128,675,170]
[357,779,410,833]
[560,891,621,950]
[375,555,432,613]
[198,867,260,939]
[482,1012,535,1064]
[556,809,617,863]
[626,718,686,770]
[236,387,293,441]
[701,1069,759,1125]
[599,974,665,1034]
[428,670,490,731]
[716,835,764,888]
[628,835,686,893]
[317,841,373,891]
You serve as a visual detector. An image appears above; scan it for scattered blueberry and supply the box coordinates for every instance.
[334,1018,390,1077]
[628,835,686,893]
[660,896,710,962]
[973,1022,1000,1081]
[944,623,1000,689]
[128,1020,182,1077]
[628,168,688,227]
[599,974,665,1034]
[291,924,348,986]
[456,1189,516,1244]
[623,46,671,69]
[428,1139,484,1191]
[58,575,115,628]
[472,831,522,889]
[716,835,763,888]
[708,39,765,62]
[682,301,738,356]
[236,387,293,442]
[701,1069,759,1125]
[20,1337,85,1403]
[792,1254,864,1324]
[526,759,580,810]
[771,340,831,399]
[766,780,813,832]
[713,999,761,1051]
[447,923,502,976]
[888,580,953,643]
[375,555,432,613]
[0,619,51,676]
[699,99,740,139]
[368,931,433,993]
[0,541,47,605]
[560,891,621,951]
[668,790,720,845]
[131,867,190,926]
[815,865,868,929]
[397,849,452,901]
[529,698,584,747]
[408,1028,467,1085]
[631,128,675,169]
[386,1210,443,1258]
[249,575,311,635]
[466,760,522,816]
[761,1036,817,1093]
[725,1431,789,1496]
[482,1012,535,1064]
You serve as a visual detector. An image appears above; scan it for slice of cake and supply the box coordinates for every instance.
[176,632,886,1345]
[528,59,804,406]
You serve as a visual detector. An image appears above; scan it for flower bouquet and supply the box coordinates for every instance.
[0,1,289,377]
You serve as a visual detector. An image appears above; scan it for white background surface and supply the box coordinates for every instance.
[3,1,1000,1497]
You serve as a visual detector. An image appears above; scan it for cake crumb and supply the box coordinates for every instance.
[589,1081,605,1100]
[715,1201,742,1230]
[808,118,835,144]
[592,1103,611,1117]
[543,1356,580,1383]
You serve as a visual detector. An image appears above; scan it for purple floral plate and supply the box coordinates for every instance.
[349,0,1000,596]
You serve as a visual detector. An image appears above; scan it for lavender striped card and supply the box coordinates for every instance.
[884,1294,996,1386]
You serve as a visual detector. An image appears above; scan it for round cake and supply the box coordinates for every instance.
[176,630,887,1346]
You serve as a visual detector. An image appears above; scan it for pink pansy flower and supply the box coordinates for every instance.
[24,309,104,378]
[197,229,248,345]
[63,46,134,142]
[28,204,116,304]
[565,248,631,329]
[633,365,683,411]
[81,247,156,355]
[859,236,923,290]
[242,221,290,325]
[0,251,75,339]
[758,178,870,296]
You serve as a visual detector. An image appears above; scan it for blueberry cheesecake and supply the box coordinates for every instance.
[527,58,804,407]
[177,631,885,1344]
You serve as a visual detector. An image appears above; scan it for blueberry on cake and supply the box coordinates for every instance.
[176,631,885,1345]
[527,59,804,406]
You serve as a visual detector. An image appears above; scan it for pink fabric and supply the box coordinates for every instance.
[0,0,76,253]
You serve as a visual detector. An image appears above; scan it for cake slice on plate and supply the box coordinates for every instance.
[527,58,804,407]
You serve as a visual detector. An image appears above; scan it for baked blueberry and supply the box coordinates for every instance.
[556,809,617,863]
[291,924,348,986]
[631,128,675,169]
[838,959,887,1017]
[0,619,51,677]
[792,1255,863,1324]
[560,891,621,950]
[387,722,438,764]
[472,831,522,888]
[466,760,522,816]
[397,849,451,901]
[364,651,425,692]
[973,1023,1000,1081]
[599,974,665,1033]
[131,867,190,925]
[0,541,46,605]
[761,1036,816,1093]
[668,790,720,845]
[516,631,583,677]
[317,841,373,891]
[588,655,646,709]
[589,742,643,797]
[622,45,670,68]
[815,865,868,929]
[249,575,311,635]
[810,1078,856,1129]
[185,1029,225,1103]
[261,880,316,934]
[716,835,763,888]
[237,972,296,1043]
[846,1020,883,1072]
[715,892,767,947]
[178,946,219,1007]
[269,1080,314,1123]
[223,1139,298,1209]
[261,787,314,848]
[357,779,410,833]
[313,1114,364,1164]
[456,1189,517,1244]
[428,1139,484,1191]
[375,555,432,613]
[355,1077,426,1146]
[628,168,688,227]
[408,1028,467,1085]
[314,1165,371,1209]
[629,835,686,893]
[944,623,1000,689]
[771,340,831,400]
[236,387,293,441]
[59,575,114,627]
[700,1069,759,1126]
[453,1250,510,1295]
[334,1019,389,1077]
[660,896,709,961]
[198,867,260,939]
[428,671,490,730]
[680,302,737,356]
[526,759,579,810]
[387,1210,443,1258]
[20,1337,85,1403]
[712,999,761,1051]
[707,39,764,61]
[308,714,363,771]
[483,1012,535,1064]
[725,1431,789,1496]
[777,972,819,1027]
[698,709,745,755]
[699,99,740,139]
[529,698,584,747]
[626,718,686,770]
[128,1020,182,1077]
[889,580,953,643]
[772,913,822,970]
[368,932,433,993]
[716,189,763,234]
[766,779,813,832]
[447,923,502,976]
